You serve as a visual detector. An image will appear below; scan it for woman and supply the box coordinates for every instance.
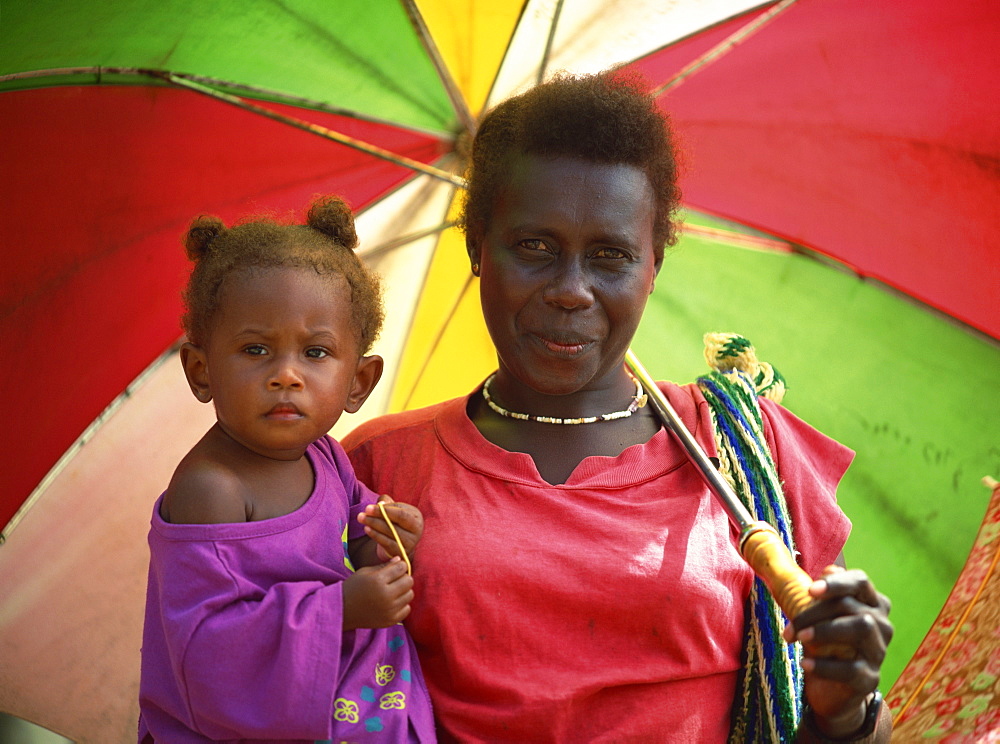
[344,70,892,743]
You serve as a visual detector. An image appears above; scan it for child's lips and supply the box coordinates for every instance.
[266,402,303,419]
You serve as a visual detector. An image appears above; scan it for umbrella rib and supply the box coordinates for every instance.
[536,0,567,86]
[651,0,800,97]
[684,206,1000,346]
[400,0,477,137]
[172,73,454,140]
[680,222,792,254]
[164,73,466,188]
[0,67,454,141]
[481,0,532,111]
[401,272,477,411]
[0,66,101,83]
[360,220,458,261]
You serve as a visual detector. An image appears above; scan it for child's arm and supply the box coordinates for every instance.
[147,533,351,739]
[354,494,424,566]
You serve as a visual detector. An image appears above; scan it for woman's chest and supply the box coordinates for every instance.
[410,468,752,667]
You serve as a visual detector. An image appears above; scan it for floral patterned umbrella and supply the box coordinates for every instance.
[888,478,1000,742]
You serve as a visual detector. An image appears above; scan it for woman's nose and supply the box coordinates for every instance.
[268,357,304,389]
[542,259,595,310]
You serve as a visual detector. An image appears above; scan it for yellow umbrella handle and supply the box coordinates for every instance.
[742,523,853,658]
[740,522,817,620]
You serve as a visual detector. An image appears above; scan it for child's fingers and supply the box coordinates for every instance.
[378,503,423,539]
[359,499,417,573]
[364,524,401,553]
[375,560,414,601]
[375,556,409,580]
[358,507,395,538]
[369,501,418,526]
[365,522,412,570]
[359,501,407,529]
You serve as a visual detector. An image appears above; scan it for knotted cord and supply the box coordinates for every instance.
[697,333,801,744]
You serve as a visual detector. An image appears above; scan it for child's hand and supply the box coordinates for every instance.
[358,495,424,563]
[342,557,414,631]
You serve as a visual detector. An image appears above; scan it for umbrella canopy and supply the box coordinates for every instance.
[1,1,998,740]
[887,478,1000,740]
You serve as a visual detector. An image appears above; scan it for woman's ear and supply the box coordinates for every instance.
[180,342,213,403]
[650,251,664,294]
[344,354,384,414]
[466,234,482,276]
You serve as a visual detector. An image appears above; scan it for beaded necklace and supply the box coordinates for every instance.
[481,372,647,425]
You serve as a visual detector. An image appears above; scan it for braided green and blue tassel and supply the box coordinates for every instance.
[698,333,802,744]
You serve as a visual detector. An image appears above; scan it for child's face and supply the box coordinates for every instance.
[192,265,375,460]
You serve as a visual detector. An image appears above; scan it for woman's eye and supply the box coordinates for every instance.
[593,247,628,260]
[517,239,548,253]
[515,239,554,260]
[305,347,330,359]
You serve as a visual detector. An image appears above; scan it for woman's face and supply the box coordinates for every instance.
[470,153,660,399]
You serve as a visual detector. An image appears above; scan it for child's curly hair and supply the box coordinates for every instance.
[459,68,682,257]
[181,195,384,354]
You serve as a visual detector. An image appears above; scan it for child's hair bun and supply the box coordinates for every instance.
[184,215,226,261]
[307,195,359,251]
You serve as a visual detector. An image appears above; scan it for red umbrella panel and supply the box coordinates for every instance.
[0,84,450,533]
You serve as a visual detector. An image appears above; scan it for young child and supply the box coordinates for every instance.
[138,195,435,743]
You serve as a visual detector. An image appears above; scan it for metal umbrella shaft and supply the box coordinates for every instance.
[625,349,819,622]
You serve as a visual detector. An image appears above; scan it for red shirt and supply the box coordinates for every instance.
[344,381,853,743]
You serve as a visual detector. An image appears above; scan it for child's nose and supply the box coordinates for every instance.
[268,359,304,389]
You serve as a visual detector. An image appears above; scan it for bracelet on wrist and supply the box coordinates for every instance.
[802,690,881,742]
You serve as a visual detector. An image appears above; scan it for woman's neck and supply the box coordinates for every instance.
[467,381,662,485]
[488,364,639,420]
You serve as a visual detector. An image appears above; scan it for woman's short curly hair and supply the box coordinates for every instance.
[181,194,384,354]
[459,68,682,257]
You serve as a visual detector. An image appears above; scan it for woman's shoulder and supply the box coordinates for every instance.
[653,379,711,434]
[341,395,467,451]
[657,379,702,400]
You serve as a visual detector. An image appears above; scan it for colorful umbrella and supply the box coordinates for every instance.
[1,1,998,740]
[887,478,1000,741]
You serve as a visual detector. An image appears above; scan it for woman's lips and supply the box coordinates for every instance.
[533,333,591,355]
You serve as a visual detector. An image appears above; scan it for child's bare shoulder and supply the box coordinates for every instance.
[161,449,250,525]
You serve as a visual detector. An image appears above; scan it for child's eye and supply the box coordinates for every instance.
[243,344,267,356]
[305,347,330,359]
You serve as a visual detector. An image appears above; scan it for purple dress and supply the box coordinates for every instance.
[138,435,435,743]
